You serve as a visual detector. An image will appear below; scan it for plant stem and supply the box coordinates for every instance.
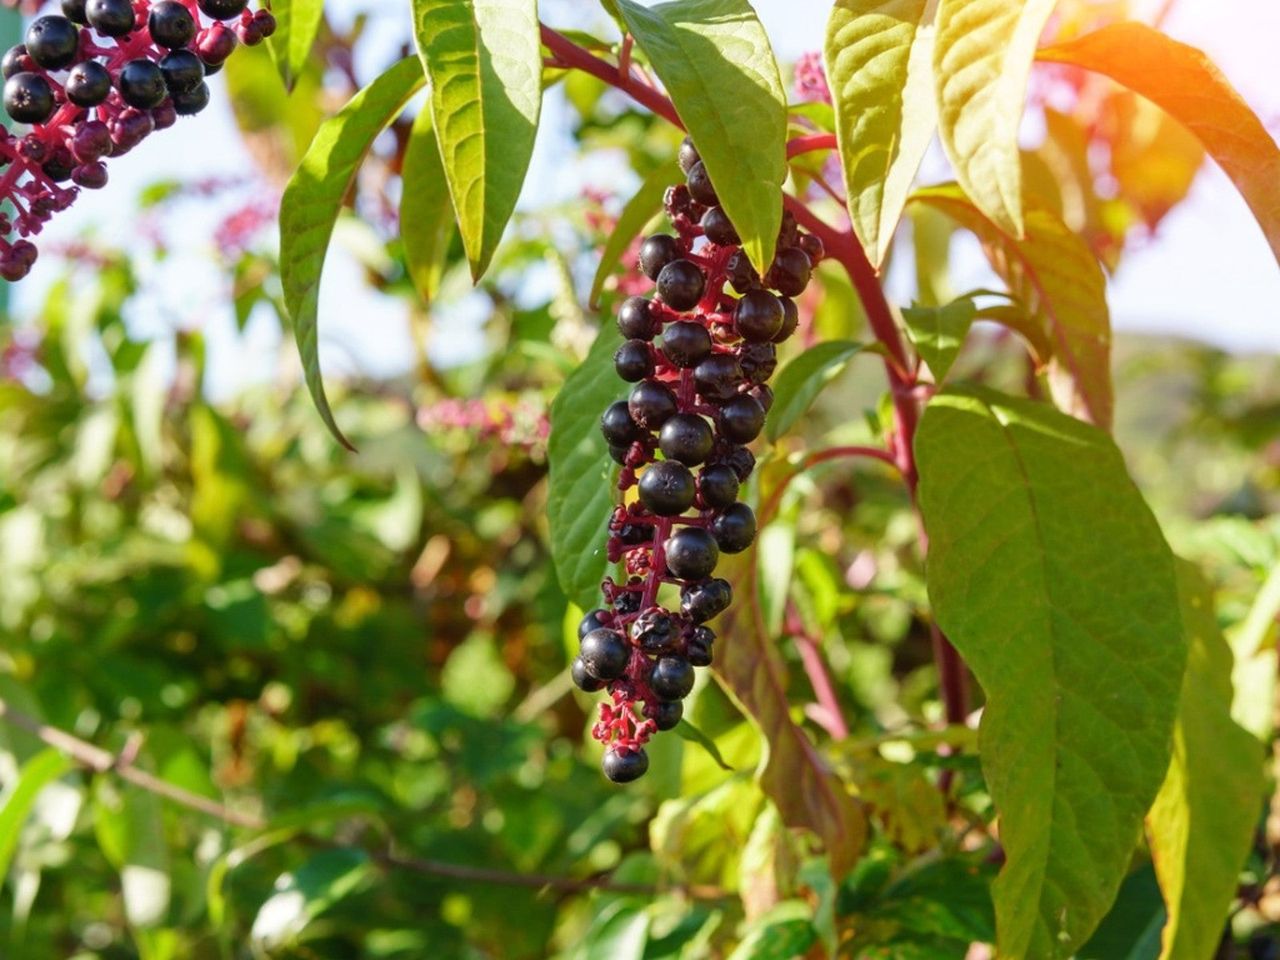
[786,602,849,740]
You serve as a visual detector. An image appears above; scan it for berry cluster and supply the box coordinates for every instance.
[574,137,821,783]
[0,0,274,280]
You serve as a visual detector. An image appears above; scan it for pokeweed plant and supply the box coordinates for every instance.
[1,0,1278,955]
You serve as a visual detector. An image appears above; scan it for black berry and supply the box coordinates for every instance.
[628,379,677,430]
[658,413,713,466]
[665,527,719,581]
[603,746,649,783]
[118,59,167,109]
[600,400,641,447]
[160,49,204,94]
[25,17,79,71]
[65,60,112,107]
[798,232,824,264]
[1,46,28,80]
[639,233,680,281]
[572,657,605,692]
[739,342,777,383]
[687,627,714,667]
[198,0,249,19]
[578,608,609,639]
[701,206,738,246]
[85,0,135,37]
[734,290,784,343]
[656,259,705,312]
[681,578,732,623]
[693,354,744,404]
[4,73,54,125]
[721,445,756,481]
[686,160,717,206]
[698,463,739,509]
[726,248,759,293]
[633,607,677,654]
[651,700,683,731]
[62,0,87,24]
[613,339,654,382]
[650,656,695,701]
[768,247,812,297]
[711,502,756,554]
[718,394,765,443]
[579,628,630,681]
[171,82,210,116]
[677,136,700,174]
[148,1,196,48]
[638,460,696,516]
[660,321,712,368]
[617,296,658,340]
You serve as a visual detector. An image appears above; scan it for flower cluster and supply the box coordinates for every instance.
[573,138,821,783]
[0,0,274,281]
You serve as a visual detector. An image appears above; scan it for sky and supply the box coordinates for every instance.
[10,0,1280,400]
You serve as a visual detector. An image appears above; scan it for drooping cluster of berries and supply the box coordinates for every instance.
[0,0,274,280]
[573,137,822,783]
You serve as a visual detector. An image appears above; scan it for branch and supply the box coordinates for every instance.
[0,698,728,900]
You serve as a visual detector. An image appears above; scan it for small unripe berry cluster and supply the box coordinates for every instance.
[0,0,274,280]
[575,137,822,783]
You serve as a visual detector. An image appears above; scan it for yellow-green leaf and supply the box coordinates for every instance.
[1147,562,1264,960]
[400,107,454,307]
[901,296,975,382]
[912,184,1113,427]
[824,0,939,268]
[412,0,542,281]
[617,0,787,275]
[266,0,324,91]
[916,386,1186,959]
[933,0,1056,236]
[281,57,426,449]
[1039,22,1280,272]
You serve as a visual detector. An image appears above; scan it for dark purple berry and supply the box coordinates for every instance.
[580,628,629,681]
[686,160,717,206]
[739,342,777,383]
[603,746,649,783]
[152,101,177,129]
[660,321,712,368]
[110,107,153,151]
[579,609,609,639]
[698,463,739,509]
[721,446,756,482]
[118,59,167,109]
[633,607,677,654]
[614,588,642,614]
[608,444,629,466]
[650,656,696,701]
[71,119,111,161]
[149,1,196,48]
[601,400,641,446]
[701,206,738,246]
[687,627,714,667]
[711,502,756,554]
[65,60,111,107]
[638,460,696,516]
[160,49,204,94]
[196,23,237,66]
[41,148,74,182]
[665,527,719,580]
[659,413,714,466]
[726,248,760,293]
[677,136,700,174]
[619,522,652,545]
[4,73,54,125]
[798,232,824,264]
[693,354,744,404]
[86,0,135,37]
[617,296,658,340]
[614,340,654,382]
[651,700,683,731]
[718,394,766,443]
[639,233,680,281]
[768,247,812,297]
[656,259,705,312]
[734,290,784,343]
[681,578,732,623]
[774,297,800,343]
[25,17,79,71]
[2,46,29,80]
[572,657,605,692]
[253,9,277,38]
[751,383,774,413]
[198,0,249,19]
[628,379,677,430]
[62,0,87,24]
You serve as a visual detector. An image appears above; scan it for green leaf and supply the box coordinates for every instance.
[266,0,324,91]
[714,553,867,879]
[589,163,679,308]
[1078,866,1165,960]
[765,340,863,442]
[727,902,817,960]
[901,297,975,382]
[915,385,1187,958]
[673,720,734,771]
[932,0,1056,236]
[400,107,455,307]
[1147,562,1264,960]
[250,848,373,948]
[912,184,1113,427]
[0,749,72,887]
[413,0,542,280]
[280,56,426,449]
[1039,22,1280,272]
[824,0,939,268]
[547,328,625,612]
[617,0,787,274]
[94,778,172,929]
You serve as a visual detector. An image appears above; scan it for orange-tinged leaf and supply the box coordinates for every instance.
[1039,21,1280,271]
[912,184,1113,427]
[713,552,866,879]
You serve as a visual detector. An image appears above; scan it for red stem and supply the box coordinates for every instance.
[787,133,837,159]
[787,602,849,740]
